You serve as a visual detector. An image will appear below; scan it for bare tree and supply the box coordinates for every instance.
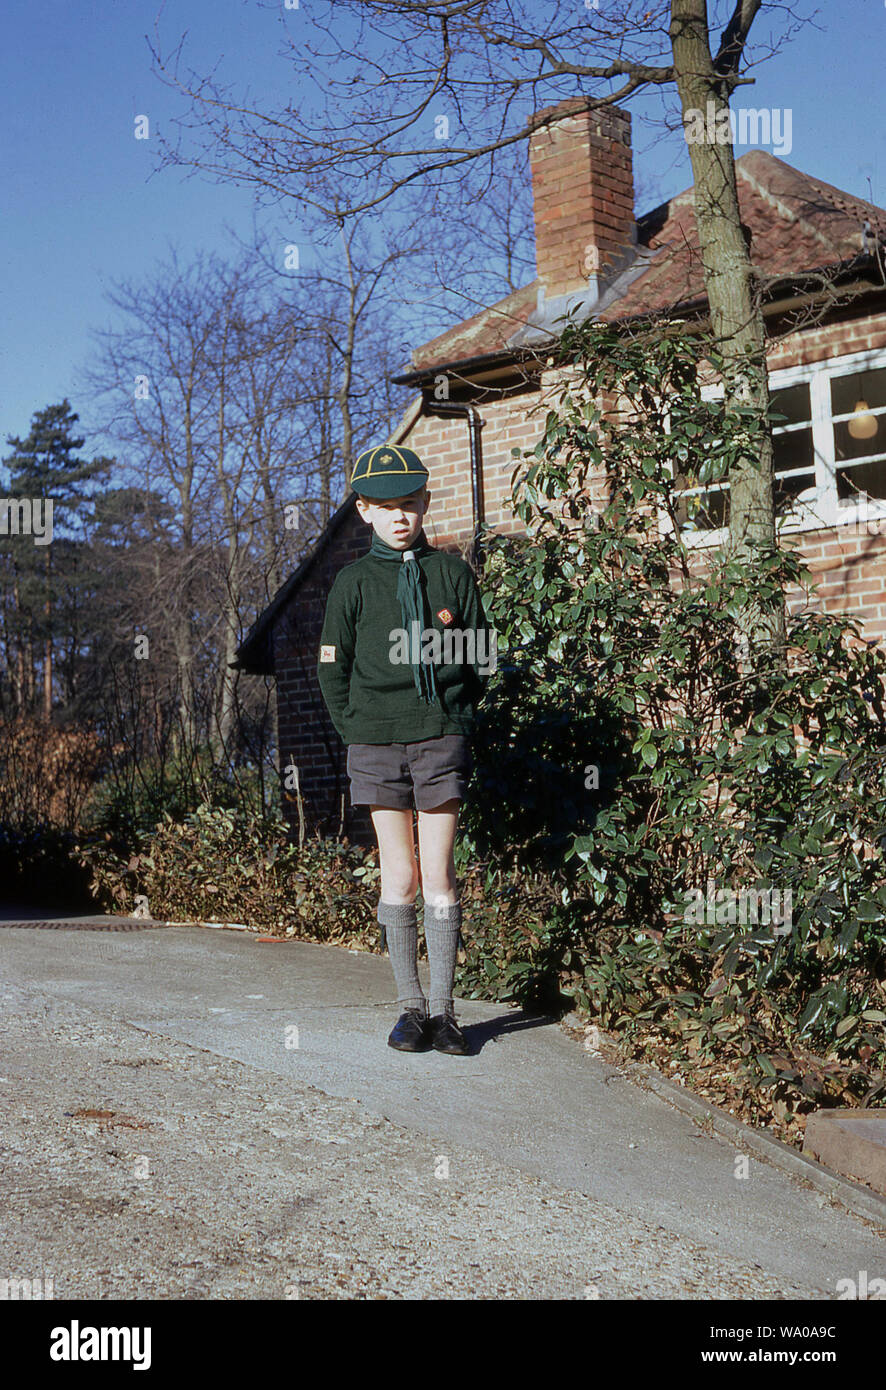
[149,0,829,655]
[82,247,239,751]
[78,229,424,779]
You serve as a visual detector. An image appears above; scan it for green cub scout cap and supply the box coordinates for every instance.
[350,444,429,499]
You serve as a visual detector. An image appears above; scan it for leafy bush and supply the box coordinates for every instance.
[459,320,886,1125]
[0,714,102,906]
[454,854,573,1010]
[77,804,383,947]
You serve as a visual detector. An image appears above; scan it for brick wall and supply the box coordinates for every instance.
[272,505,372,846]
[768,306,886,371]
[408,388,553,544]
[785,528,886,641]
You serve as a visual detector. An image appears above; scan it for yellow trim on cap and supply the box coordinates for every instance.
[388,445,413,471]
[351,444,427,481]
[364,447,381,475]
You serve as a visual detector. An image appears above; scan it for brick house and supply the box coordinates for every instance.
[233,97,886,847]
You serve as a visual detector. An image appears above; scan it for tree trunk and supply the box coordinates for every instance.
[43,546,52,719]
[215,583,240,758]
[173,619,197,757]
[670,0,785,660]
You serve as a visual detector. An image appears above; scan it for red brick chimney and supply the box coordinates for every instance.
[528,98,635,304]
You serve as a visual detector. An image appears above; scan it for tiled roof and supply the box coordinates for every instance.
[403,151,886,376]
[406,282,540,376]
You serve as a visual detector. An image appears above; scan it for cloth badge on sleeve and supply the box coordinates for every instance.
[320,645,337,663]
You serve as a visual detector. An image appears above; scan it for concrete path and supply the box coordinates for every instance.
[0,915,883,1299]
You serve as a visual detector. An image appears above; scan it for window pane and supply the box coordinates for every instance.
[830,365,886,418]
[834,418,885,464]
[697,490,729,529]
[837,459,886,502]
[773,425,814,473]
[832,366,886,498]
[774,472,815,510]
[770,382,811,426]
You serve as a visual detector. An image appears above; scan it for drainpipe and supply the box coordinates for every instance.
[421,399,485,568]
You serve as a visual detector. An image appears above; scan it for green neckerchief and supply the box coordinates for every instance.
[369,528,439,705]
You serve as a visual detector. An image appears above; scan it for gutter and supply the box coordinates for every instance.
[391,343,541,390]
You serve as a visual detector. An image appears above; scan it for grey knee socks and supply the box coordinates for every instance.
[424,900,464,1019]
[377,900,427,1016]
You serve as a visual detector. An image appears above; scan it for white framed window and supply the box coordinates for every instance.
[663,346,886,546]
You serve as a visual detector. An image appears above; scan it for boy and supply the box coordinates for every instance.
[317,444,495,1056]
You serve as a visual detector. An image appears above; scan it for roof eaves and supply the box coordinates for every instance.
[396,246,668,383]
[390,343,542,387]
[397,244,886,387]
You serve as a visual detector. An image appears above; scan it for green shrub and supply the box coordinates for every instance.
[459,319,886,1118]
[77,804,382,946]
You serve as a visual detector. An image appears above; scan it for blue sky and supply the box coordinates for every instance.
[0,0,879,467]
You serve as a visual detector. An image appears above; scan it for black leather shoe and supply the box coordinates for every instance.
[387,1009,431,1051]
[429,1013,470,1055]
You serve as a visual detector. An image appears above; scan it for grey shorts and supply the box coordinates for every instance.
[346,735,474,810]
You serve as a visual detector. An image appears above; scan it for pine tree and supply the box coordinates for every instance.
[1,400,113,718]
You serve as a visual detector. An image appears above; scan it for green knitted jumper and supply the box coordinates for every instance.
[317,533,493,745]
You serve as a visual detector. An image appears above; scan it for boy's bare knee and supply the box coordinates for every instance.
[420,877,457,906]
[382,866,420,902]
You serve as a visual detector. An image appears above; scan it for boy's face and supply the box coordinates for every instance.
[355,488,429,550]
